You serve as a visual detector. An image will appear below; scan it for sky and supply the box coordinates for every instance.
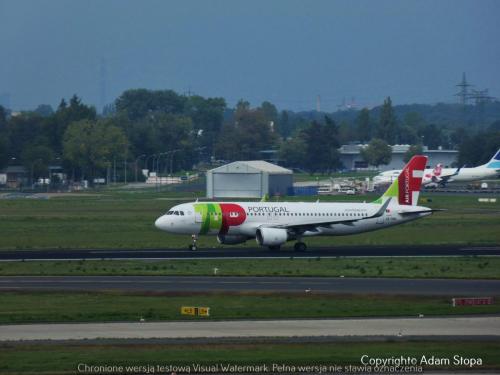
[0,0,499,112]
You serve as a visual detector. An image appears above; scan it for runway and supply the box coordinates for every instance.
[1,244,500,261]
[1,316,498,341]
[1,276,499,295]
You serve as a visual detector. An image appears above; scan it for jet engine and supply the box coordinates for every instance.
[256,227,288,246]
[217,234,248,245]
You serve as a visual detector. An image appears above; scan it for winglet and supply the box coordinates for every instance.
[372,197,391,218]
[452,166,462,177]
[486,149,500,169]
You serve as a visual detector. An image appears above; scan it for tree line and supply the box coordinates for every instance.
[0,89,499,185]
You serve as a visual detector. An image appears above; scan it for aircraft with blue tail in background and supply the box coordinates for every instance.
[374,148,500,187]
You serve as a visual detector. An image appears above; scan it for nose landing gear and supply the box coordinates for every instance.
[189,234,198,251]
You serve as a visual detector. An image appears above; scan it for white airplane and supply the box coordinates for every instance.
[155,156,438,251]
[373,148,500,187]
[373,164,455,186]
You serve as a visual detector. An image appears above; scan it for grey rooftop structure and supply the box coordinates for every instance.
[206,160,293,199]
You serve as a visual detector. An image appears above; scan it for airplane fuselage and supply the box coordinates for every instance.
[155,155,435,249]
[155,201,431,239]
[437,166,498,182]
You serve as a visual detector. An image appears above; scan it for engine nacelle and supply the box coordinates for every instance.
[217,234,248,245]
[256,227,288,246]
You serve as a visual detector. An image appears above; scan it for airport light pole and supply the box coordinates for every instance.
[145,154,157,179]
[159,152,173,191]
[153,153,166,192]
[169,149,181,176]
[30,158,43,190]
[134,154,146,183]
[124,158,127,184]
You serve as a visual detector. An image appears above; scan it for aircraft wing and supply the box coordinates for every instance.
[267,198,392,233]
[432,166,462,185]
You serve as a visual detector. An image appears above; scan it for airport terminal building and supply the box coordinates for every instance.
[206,160,293,199]
[339,144,459,171]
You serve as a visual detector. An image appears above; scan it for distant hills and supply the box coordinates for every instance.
[297,101,500,130]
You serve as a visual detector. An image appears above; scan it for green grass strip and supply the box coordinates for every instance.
[1,256,500,278]
[0,291,499,324]
[0,193,499,250]
[0,341,498,373]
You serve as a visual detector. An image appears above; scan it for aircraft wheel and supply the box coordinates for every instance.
[188,244,197,251]
[294,242,307,252]
[268,245,281,251]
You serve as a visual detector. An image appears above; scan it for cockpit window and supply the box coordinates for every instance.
[166,211,173,215]
[180,211,184,216]
[174,211,179,215]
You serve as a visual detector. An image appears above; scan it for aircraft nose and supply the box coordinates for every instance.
[155,215,169,231]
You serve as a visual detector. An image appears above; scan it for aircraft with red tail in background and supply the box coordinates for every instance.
[374,148,500,187]
[155,156,438,251]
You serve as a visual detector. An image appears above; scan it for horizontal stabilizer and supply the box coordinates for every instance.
[398,208,446,215]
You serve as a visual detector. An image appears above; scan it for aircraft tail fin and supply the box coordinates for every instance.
[432,163,443,177]
[486,148,500,169]
[374,155,428,206]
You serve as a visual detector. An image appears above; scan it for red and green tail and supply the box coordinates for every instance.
[374,155,428,206]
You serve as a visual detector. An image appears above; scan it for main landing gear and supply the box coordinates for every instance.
[268,245,281,251]
[294,242,307,252]
[189,234,198,251]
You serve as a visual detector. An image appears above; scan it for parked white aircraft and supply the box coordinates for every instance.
[155,156,437,251]
[373,164,453,186]
[373,149,500,187]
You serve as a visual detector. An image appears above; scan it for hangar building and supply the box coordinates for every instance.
[206,160,293,199]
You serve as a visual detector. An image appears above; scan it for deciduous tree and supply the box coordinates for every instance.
[63,120,128,182]
[361,138,392,168]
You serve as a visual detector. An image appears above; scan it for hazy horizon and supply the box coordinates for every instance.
[1,0,499,112]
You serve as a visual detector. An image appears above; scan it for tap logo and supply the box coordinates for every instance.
[194,203,246,235]
[397,156,427,206]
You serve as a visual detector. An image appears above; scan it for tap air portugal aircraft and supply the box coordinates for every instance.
[155,156,437,251]
[373,148,500,187]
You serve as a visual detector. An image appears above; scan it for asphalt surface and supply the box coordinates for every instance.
[1,244,500,260]
[1,276,499,295]
[1,316,498,341]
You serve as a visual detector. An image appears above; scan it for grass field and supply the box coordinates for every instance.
[0,341,498,373]
[1,291,499,324]
[2,256,500,278]
[0,192,499,250]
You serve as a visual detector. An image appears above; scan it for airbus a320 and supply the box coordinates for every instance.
[155,156,437,251]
